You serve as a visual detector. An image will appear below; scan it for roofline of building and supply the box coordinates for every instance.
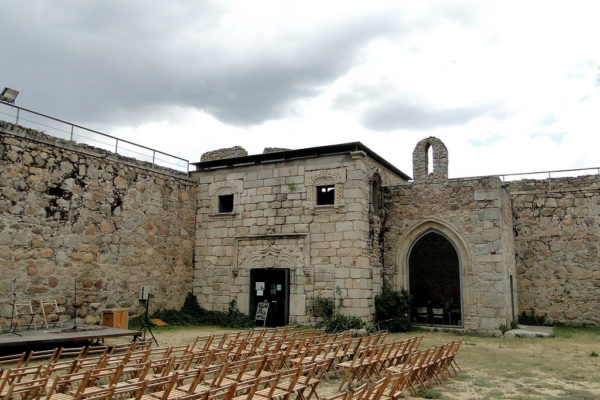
[192,141,411,181]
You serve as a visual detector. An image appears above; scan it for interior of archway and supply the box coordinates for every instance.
[409,231,461,326]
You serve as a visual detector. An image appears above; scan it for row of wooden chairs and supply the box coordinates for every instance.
[0,328,462,400]
[6,299,66,330]
[331,339,463,400]
[336,336,423,390]
[386,338,463,396]
[1,347,331,399]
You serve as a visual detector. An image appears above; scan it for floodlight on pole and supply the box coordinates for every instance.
[0,87,19,103]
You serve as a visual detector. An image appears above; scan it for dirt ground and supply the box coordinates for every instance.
[105,326,600,400]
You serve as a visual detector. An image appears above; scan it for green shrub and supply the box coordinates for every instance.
[320,314,375,333]
[129,292,254,329]
[374,289,412,332]
[181,292,204,318]
[308,296,335,319]
[518,309,547,326]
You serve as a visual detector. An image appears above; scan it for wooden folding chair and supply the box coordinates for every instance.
[141,372,179,400]
[300,358,332,400]
[112,380,148,400]
[56,346,88,362]
[40,299,66,328]
[46,370,93,399]
[440,338,462,377]
[205,382,236,400]
[380,370,412,400]
[0,365,43,398]
[70,354,109,375]
[252,372,284,400]
[228,377,262,400]
[2,376,48,400]
[274,366,305,400]
[108,341,138,355]
[84,345,110,358]
[23,348,59,366]
[324,383,367,400]
[76,385,115,400]
[337,344,375,390]
[76,364,124,395]
[14,301,37,330]
[0,352,26,378]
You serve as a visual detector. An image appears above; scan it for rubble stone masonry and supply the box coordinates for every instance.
[0,122,196,326]
[508,176,600,325]
[2,120,599,331]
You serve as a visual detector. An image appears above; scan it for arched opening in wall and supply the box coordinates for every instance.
[426,143,433,175]
[408,231,462,326]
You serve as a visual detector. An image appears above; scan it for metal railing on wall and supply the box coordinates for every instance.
[0,102,191,173]
[498,167,600,182]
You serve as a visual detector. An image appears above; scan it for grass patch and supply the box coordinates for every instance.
[554,325,600,338]
[415,389,442,399]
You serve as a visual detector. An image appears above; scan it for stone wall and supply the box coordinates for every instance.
[201,146,248,162]
[0,123,196,327]
[508,175,600,325]
[384,176,516,332]
[192,151,406,323]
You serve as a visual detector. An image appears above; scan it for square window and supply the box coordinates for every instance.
[316,185,335,205]
[218,194,234,213]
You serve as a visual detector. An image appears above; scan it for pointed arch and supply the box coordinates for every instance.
[394,218,473,325]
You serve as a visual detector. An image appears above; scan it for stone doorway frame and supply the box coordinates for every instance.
[394,218,474,328]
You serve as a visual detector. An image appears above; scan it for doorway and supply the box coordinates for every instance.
[249,268,290,326]
[408,231,462,326]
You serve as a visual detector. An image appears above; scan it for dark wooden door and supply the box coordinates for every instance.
[249,268,290,326]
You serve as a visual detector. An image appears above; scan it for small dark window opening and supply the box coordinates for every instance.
[316,185,335,205]
[218,194,234,213]
[372,178,382,213]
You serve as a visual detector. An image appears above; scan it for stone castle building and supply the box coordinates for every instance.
[1,121,599,332]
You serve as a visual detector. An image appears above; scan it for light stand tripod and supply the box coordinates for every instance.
[139,286,158,346]
[71,278,80,331]
[1,279,21,336]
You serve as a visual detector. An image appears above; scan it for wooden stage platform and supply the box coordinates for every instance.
[0,325,142,349]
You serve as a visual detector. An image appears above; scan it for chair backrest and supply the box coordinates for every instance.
[0,365,42,390]
[45,370,93,398]
[432,308,444,316]
[56,346,87,361]
[205,382,235,400]
[416,307,427,315]
[24,348,59,366]
[145,372,179,400]
[0,352,26,370]
[3,376,48,400]
[112,380,148,400]
[40,300,63,327]
[77,385,116,400]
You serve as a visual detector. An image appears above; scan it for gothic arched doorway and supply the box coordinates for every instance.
[408,231,462,326]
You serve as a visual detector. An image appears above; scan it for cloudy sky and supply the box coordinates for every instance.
[1,1,599,178]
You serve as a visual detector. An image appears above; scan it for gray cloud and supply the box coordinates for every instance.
[0,1,405,127]
[361,101,499,131]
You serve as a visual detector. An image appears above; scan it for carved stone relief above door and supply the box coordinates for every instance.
[232,234,310,280]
